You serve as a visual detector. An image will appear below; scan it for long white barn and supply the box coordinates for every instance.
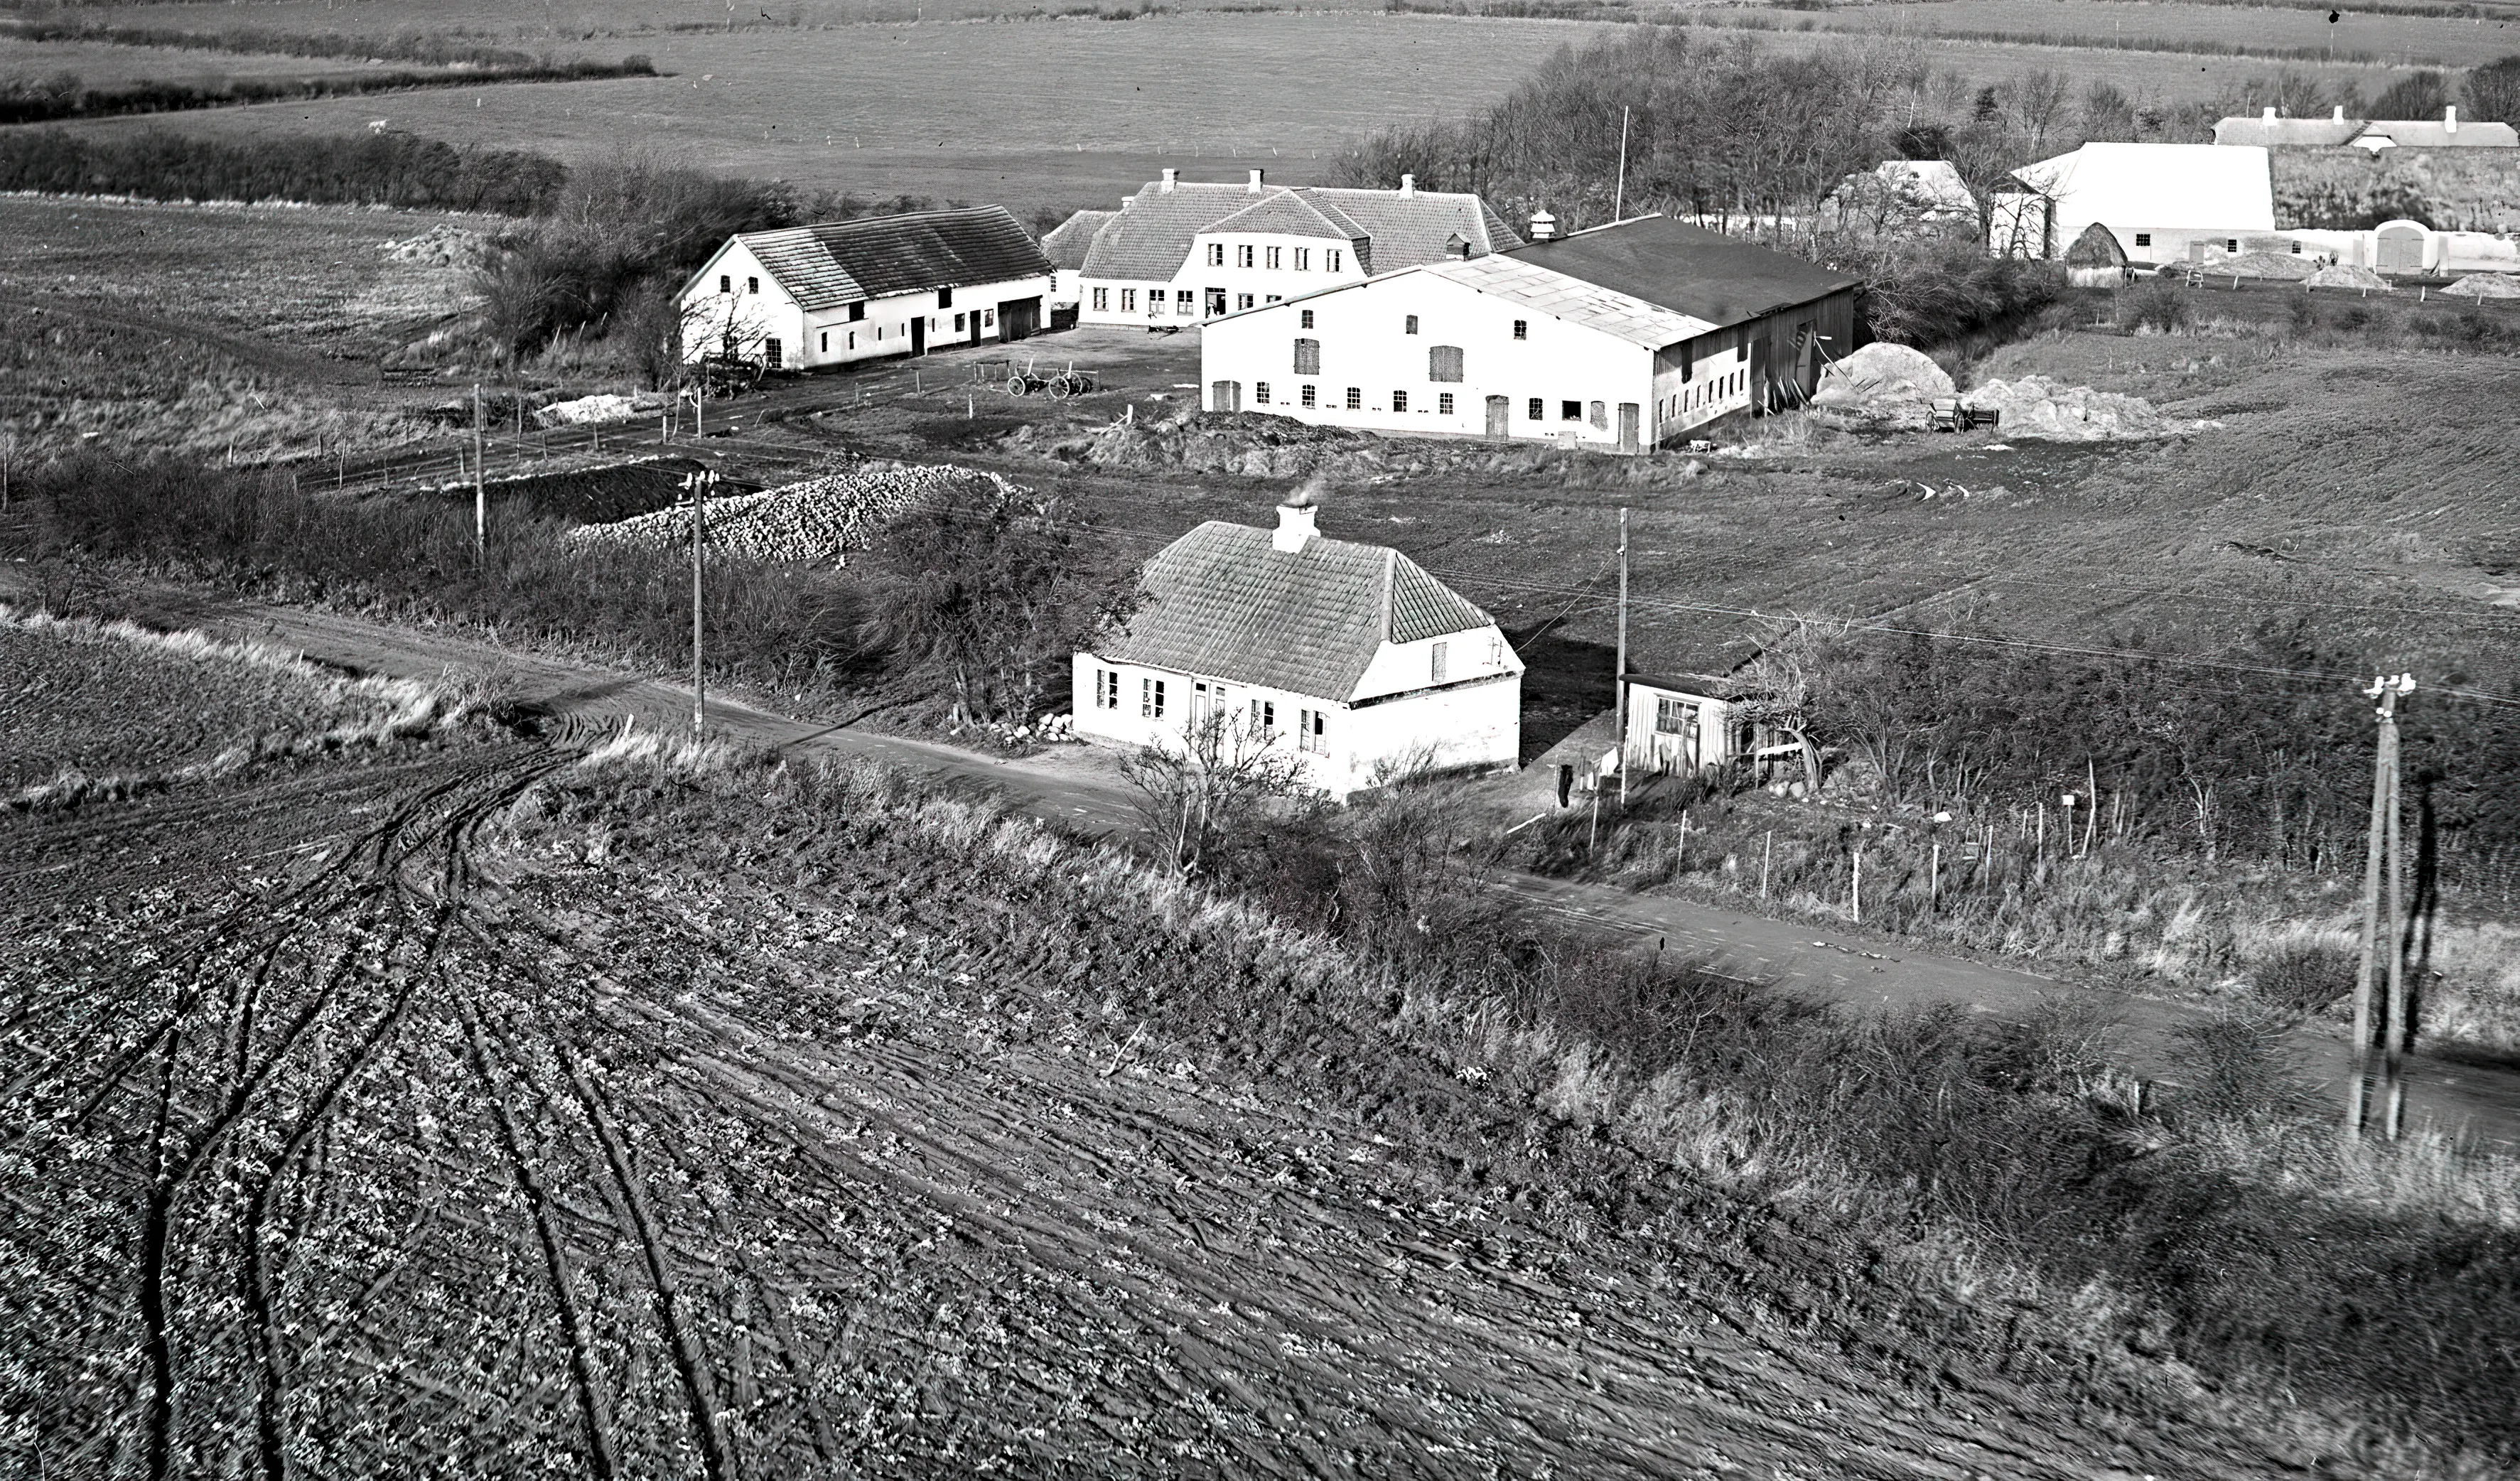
[679,207,1054,371]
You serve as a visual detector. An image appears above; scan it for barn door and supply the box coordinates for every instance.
[1210,379,1242,413]
[1617,402,1640,452]
[2376,225,2423,274]
[910,316,925,356]
[1485,395,1509,438]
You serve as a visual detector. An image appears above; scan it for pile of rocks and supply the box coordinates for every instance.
[379,224,488,267]
[534,393,650,429]
[1808,343,1955,432]
[1961,375,2175,442]
[566,463,1028,565]
[2445,273,2520,300]
[2303,262,2392,293]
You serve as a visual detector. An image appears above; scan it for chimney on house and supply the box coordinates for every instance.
[1273,494,1318,553]
[1161,167,1178,193]
[2262,105,2277,122]
[2334,105,2347,122]
[1399,173,1416,197]
[1528,210,1556,242]
[2447,104,2460,133]
[1247,168,1265,193]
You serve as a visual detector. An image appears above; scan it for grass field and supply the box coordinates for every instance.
[1784,0,2520,70]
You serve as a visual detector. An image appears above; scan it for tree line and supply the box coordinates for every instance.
[0,55,655,128]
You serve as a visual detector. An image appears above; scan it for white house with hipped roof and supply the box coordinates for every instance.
[2214,104,2517,151]
[678,206,1054,371]
[1059,168,1519,328]
[1197,215,1859,451]
[1070,499,1522,798]
[1991,144,2276,264]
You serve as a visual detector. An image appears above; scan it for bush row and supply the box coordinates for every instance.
[0,126,568,215]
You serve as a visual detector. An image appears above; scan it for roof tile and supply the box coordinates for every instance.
[733,207,1051,311]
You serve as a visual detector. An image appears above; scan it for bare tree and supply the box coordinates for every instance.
[1123,709,1311,878]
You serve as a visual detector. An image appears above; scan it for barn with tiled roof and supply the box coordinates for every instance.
[679,206,1055,372]
[1071,498,1522,797]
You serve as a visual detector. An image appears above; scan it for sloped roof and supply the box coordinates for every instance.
[1041,209,1117,270]
[1099,519,1495,701]
[725,207,1052,311]
[2008,143,2276,232]
[2214,116,2365,148]
[1414,254,1719,349]
[1077,178,1519,283]
[1503,215,1856,329]
[2356,118,2520,148]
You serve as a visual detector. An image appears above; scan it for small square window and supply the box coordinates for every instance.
[1527,397,1544,421]
[2135,232,2152,247]
[719,274,731,294]
[1561,400,1581,421]
[1255,382,1271,404]
[1300,308,1314,328]
[1301,384,1317,408]
[1345,387,1362,410]
[849,302,866,322]
[1438,392,1454,416]
[1512,318,1527,340]
[746,275,759,294]
[2226,239,2239,252]
[1405,314,1419,335]
[1393,389,1409,413]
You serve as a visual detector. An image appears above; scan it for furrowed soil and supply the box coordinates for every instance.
[0,736,2457,1478]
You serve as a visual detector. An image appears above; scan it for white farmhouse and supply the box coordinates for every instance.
[1057,169,1518,329]
[1991,143,2276,264]
[679,207,1054,371]
[1070,499,1522,799]
[1196,215,1860,451]
[2214,104,2518,151]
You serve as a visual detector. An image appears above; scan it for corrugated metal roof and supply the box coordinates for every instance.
[1504,215,1858,328]
[2009,144,2276,232]
[1098,520,1494,701]
[734,207,1052,311]
[1415,254,1718,350]
[1041,209,1118,270]
[1077,180,1520,284]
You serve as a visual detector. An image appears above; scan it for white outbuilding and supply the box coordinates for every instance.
[679,206,1055,371]
[1991,143,2276,265]
[1070,499,1522,799]
[1197,214,1860,450]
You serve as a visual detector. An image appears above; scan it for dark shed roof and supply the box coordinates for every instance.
[719,206,1052,311]
[1504,215,1857,329]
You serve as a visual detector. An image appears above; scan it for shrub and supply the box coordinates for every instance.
[0,126,566,215]
[1831,235,2065,347]
[2118,276,2188,333]
[2252,942,2358,1011]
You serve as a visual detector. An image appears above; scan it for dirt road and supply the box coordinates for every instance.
[19,569,2517,1149]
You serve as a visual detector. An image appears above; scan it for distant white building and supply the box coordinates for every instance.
[1040,207,1114,315]
[2214,104,2519,151]
[1991,143,2276,264]
[1820,159,1980,237]
[1197,215,1860,451]
[1070,499,1522,799]
[679,207,1054,371]
[1056,169,1519,329]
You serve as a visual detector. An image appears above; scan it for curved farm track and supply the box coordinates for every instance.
[2,738,2342,1479]
[0,289,389,389]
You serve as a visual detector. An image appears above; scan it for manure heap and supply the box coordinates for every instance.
[1963,376,2178,442]
[567,463,1026,564]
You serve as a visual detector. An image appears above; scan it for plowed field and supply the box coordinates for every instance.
[0,736,2388,1479]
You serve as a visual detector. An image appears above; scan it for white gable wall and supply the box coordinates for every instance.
[1201,272,1752,449]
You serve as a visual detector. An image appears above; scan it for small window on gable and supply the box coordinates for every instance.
[747,276,759,294]
[1393,389,1409,413]
[719,274,731,294]
[1345,387,1362,410]
[1438,392,1454,415]
[1300,308,1314,329]
[2135,232,2152,247]
[1301,384,1317,408]
[1405,314,1419,335]
[1527,397,1544,421]
[1255,381,1271,404]
[1512,318,1527,340]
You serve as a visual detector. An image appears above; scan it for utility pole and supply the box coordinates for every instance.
[472,383,487,559]
[2347,672,2416,1138]
[1613,105,1632,224]
[686,468,715,738]
[1615,506,1630,809]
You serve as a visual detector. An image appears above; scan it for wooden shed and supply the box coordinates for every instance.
[2064,222,2134,287]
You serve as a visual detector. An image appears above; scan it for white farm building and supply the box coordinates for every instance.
[1057,169,1519,329]
[1991,143,2277,264]
[679,207,1055,371]
[1070,500,1522,799]
[1197,215,1860,451]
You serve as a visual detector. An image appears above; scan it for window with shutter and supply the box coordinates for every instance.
[1293,338,1320,375]
[1428,345,1464,382]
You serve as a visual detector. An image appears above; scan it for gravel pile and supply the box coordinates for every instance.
[2445,273,2520,300]
[566,463,1028,565]
[2213,252,2317,281]
[1809,343,1954,431]
[535,393,646,429]
[2303,262,2393,293]
[1962,375,2175,442]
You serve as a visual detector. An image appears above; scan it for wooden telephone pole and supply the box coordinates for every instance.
[471,383,488,558]
[1615,506,1630,809]
[2347,672,2417,1138]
